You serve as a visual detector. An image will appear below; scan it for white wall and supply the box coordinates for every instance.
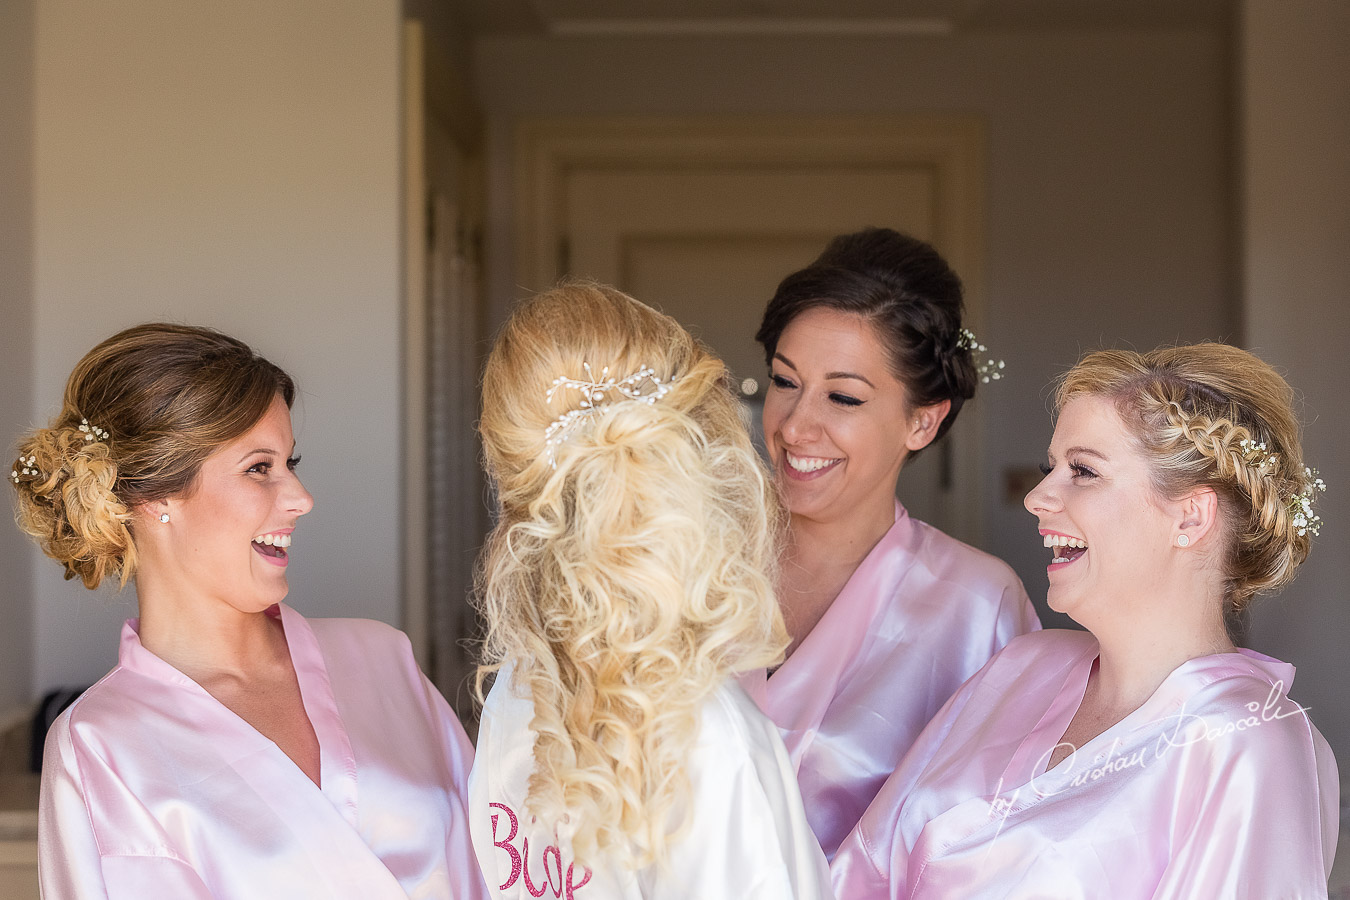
[1241,0,1350,762]
[27,0,405,693]
[473,29,1234,628]
[0,0,36,714]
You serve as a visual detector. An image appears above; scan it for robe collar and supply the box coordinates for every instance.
[119,603,360,825]
[745,501,915,767]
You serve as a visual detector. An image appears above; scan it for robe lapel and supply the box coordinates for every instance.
[762,503,914,768]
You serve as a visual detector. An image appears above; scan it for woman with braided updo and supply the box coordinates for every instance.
[743,227,1040,858]
[468,282,831,898]
[833,343,1339,898]
[13,324,487,900]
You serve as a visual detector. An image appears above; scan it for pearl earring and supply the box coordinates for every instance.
[1176,534,1189,548]
[159,513,170,524]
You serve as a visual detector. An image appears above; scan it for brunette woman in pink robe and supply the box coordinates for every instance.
[833,344,1339,898]
[745,228,1041,858]
[11,325,487,899]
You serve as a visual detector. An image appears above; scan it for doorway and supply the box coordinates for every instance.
[515,115,987,541]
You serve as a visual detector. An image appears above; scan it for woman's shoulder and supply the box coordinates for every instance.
[702,679,777,748]
[903,514,1026,596]
[1160,650,1328,755]
[300,611,418,670]
[302,612,409,646]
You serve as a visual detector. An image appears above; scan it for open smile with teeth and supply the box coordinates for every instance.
[1043,533,1088,566]
[785,452,841,474]
[252,532,292,560]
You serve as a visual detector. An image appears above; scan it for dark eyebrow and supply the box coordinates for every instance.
[772,353,875,388]
[825,371,875,388]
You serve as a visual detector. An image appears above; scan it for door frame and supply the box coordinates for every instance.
[514,115,990,544]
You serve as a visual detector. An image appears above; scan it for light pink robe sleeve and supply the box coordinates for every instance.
[38,713,207,899]
[1149,677,1340,899]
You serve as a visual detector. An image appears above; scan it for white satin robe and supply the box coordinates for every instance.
[742,502,1040,858]
[40,603,489,900]
[468,666,833,899]
[832,629,1341,899]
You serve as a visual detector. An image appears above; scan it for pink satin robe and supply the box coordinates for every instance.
[39,603,489,899]
[832,629,1341,899]
[469,666,833,899]
[743,502,1040,858]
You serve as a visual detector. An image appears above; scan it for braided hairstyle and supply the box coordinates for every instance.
[1058,344,1317,624]
[10,324,294,589]
[755,227,979,453]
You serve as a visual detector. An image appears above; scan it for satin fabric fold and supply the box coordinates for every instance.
[39,603,489,899]
[743,501,1039,858]
[469,665,833,899]
[833,629,1340,899]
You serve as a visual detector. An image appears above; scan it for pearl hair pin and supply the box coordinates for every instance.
[543,362,675,468]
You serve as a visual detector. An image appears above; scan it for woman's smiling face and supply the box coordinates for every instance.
[761,307,937,528]
[157,394,314,613]
[1024,394,1176,621]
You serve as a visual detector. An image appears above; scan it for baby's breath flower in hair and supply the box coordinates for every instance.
[1290,467,1327,538]
[956,328,1006,384]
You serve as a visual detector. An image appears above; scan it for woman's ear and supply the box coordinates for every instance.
[134,499,172,528]
[1174,486,1220,549]
[904,399,952,453]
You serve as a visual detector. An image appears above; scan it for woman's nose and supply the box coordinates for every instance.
[1024,470,1058,516]
[287,472,315,517]
[778,397,820,444]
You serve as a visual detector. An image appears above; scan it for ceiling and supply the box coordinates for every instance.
[454,0,1233,38]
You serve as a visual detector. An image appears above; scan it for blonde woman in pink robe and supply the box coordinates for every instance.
[833,344,1340,898]
[12,325,487,899]
[745,228,1041,858]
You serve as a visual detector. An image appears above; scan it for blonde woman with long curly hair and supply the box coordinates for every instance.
[468,282,832,898]
[834,343,1339,898]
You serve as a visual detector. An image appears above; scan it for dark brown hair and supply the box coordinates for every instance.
[755,227,978,449]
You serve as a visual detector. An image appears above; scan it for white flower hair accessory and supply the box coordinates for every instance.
[956,328,1005,384]
[1290,466,1327,538]
[543,362,675,468]
[1236,439,1327,537]
[77,418,109,443]
[10,455,38,486]
[1238,438,1279,475]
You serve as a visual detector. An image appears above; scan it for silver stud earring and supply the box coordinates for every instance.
[1176,534,1189,548]
[159,513,170,524]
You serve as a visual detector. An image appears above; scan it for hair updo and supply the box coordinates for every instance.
[755,227,979,449]
[477,280,787,865]
[1058,343,1316,622]
[10,323,295,589]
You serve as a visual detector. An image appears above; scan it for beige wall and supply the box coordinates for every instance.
[0,0,36,715]
[25,0,405,694]
[1242,0,1350,762]
[474,29,1235,628]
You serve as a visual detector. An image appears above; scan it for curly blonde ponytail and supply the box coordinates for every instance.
[10,323,295,589]
[1058,343,1314,622]
[476,281,787,867]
